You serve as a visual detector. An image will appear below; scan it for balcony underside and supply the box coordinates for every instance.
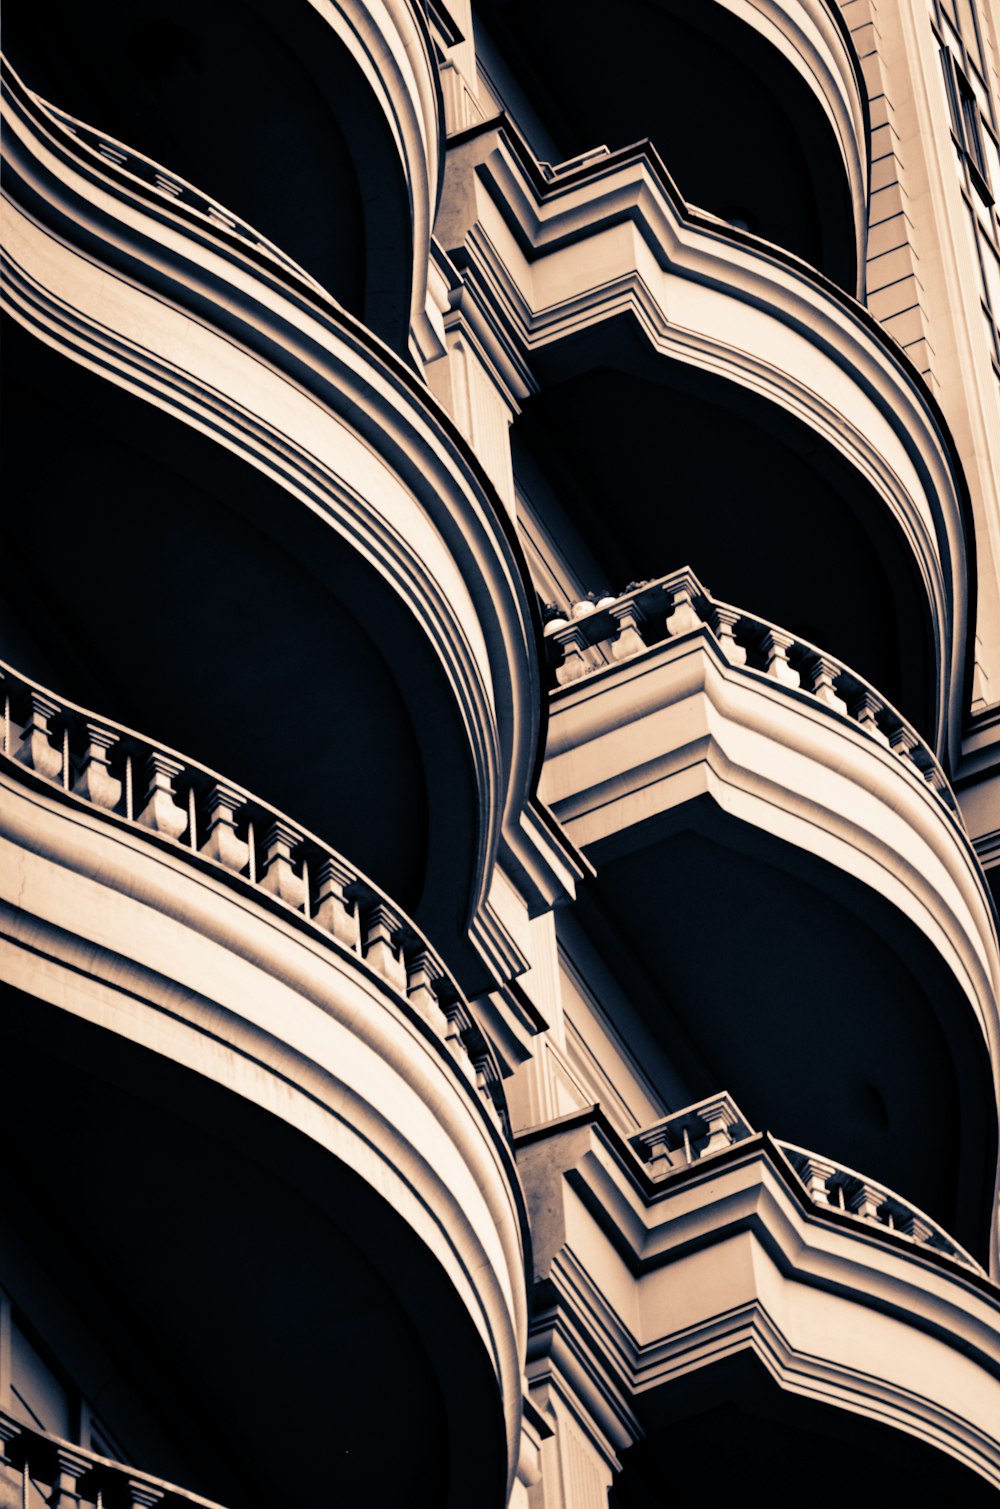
[0,987,505,1509]
[542,634,1000,1262]
[0,766,529,1507]
[612,1354,999,1509]
[520,1113,1000,1500]
[4,0,438,353]
[475,0,866,290]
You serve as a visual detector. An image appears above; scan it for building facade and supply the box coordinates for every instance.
[2,0,1000,1504]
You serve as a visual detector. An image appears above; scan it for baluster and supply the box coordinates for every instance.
[52,1445,90,1508]
[701,1099,740,1155]
[808,654,849,712]
[187,785,198,849]
[552,625,592,685]
[362,903,407,994]
[259,820,307,910]
[2,691,9,754]
[247,821,256,884]
[640,1130,675,1179]
[61,725,70,790]
[125,755,134,820]
[405,947,449,1034]
[73,723,123,810]
[312,857,361,951]
[887,723,921,769]
[903,1213,935,1247]
[760,628,801,688]
[681,1126,694,1164]
[609,600,645,661]
[127,1482,164,1509]
[200,785,250,873]
[850,1182,883,1222]
[15,691,63,780]
[665,584,702,638]
[713,604,747,666]
[795,1154,836,1206]
[137,753,188,839]
[850,690,890,747]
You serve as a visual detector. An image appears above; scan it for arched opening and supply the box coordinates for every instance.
[475,0,861,289]
[517,322,938,739]
[0,985,508,1508]
[4,0,415,350]
[577,800,997,1263]
[1,315,483,977]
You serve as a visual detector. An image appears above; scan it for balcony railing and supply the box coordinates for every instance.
[0,1410,224,1509]
[543,567,957,814]
[34,91,326,296]
[631,1093,983,1274]
[0,660,507,1136]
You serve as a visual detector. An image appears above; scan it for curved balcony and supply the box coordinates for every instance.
[1,1415,224,1509]
[440,121,968,759]
[473,0,868,291]
[539,570,1000,1267]
[0,660,527,1508]
[519,1100,1000,1505]
[1,68,580,992]
[3,0,441,356]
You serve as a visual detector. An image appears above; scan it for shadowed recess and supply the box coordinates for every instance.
[476,0,859,289]
[1,315,482,970]
[0,988,508,1509]
[4,0,414,350]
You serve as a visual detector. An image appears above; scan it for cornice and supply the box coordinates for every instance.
[439,118,975,766]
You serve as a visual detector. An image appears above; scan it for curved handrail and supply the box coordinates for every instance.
[0,659,508,1137]
[34,91,328,295]
[776,1137,983,1273]
[629,1092,983,1274]
[543,567,958,815]
[0,1410,224,1509]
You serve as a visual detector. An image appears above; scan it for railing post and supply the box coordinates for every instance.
[127,1481,164,1509]
[552,625,592,685]
[665,583,702,638]
[201,785,250,874]
[712,604,747,666]
[52,1445,90,1507]
[137,753,189,839]
[259,820,307,910]
[760,628,802,688]
[850,690,890,747]
[15,691,63,780]
[73,723,122,810]
[609,600,645,661]
[362,903,407,994]
[312,857,361,951]
[808,654,848,712]
[795,1153,837,1206]
[405,947,449,1035]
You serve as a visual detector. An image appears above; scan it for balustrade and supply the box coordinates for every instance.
[631,1093,982,1273]
[0,660,507,1136]
[543,568,956,813]
[0,1410,224,1509]
[40,95,325,293]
